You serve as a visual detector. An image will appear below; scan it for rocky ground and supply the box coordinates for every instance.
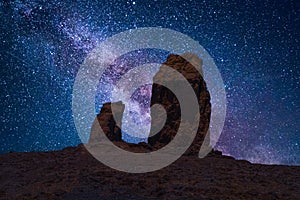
[0,144,299,200]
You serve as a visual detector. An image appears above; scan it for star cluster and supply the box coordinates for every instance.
[0,0,299,165]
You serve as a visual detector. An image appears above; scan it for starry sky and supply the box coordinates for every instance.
[0,0,299,165]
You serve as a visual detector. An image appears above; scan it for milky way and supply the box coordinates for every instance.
[95,49,169,143]
[0,0,299,165]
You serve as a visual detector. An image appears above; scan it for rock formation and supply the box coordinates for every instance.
[88,101,124,143]
[89,53,211,156]
[148,53,211,155]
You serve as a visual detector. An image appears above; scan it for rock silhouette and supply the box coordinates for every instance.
[148,53,211,156]
[89,101,124,143]
[89,53,211,156]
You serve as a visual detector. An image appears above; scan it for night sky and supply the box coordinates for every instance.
[0,0,299,165]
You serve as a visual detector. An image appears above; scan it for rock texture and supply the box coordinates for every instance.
[0,146,299,199]
[148,53,211,155]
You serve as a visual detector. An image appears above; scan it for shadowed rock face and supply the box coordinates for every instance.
[89,101,124,143]
[89,53,211,155]
[148,53,211,155]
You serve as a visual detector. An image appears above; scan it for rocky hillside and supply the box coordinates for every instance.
[0,145,299,199]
